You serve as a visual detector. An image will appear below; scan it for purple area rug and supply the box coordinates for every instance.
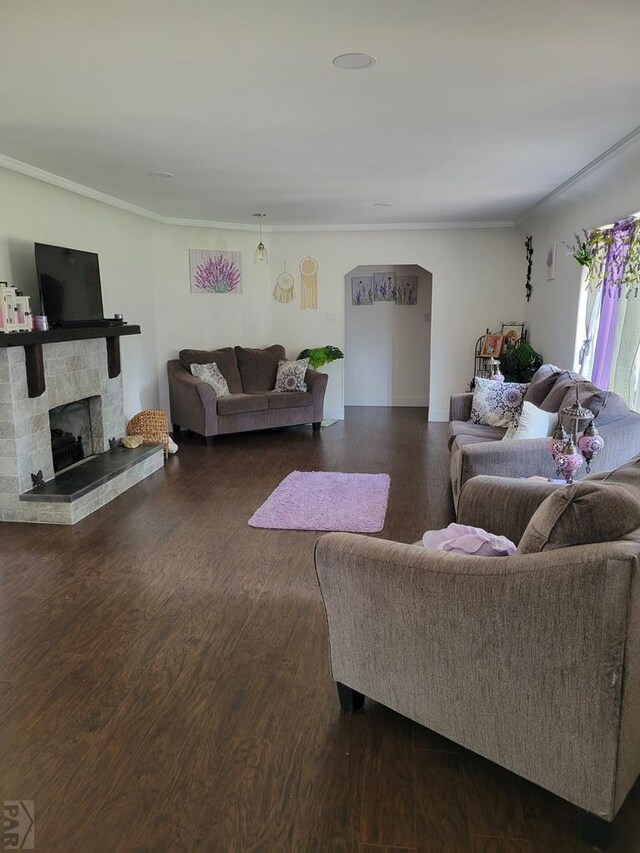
[248,471,391,532]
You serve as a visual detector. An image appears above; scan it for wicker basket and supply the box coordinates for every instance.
[127,410,169,455]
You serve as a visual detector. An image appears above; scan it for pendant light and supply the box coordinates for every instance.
[253,213,268,265]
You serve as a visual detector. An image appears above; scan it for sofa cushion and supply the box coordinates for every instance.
[449,421,507,442]
[523,364,564,407]
[216,393,268,416]
[593,391,631,425]
[518,479,640,554]
[585,453,640,489]
[179,347,243,393]
[539,370,585,413]
[235,345,286,393]
[470,377,528,428]
[265,391,313,410]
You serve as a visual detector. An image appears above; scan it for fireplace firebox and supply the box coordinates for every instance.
[49,398,94,474]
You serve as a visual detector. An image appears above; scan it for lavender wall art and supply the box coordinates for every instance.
[394,275,418,305]
[373,271,395,302]
[351,276,374,305]
[189,249,242,294]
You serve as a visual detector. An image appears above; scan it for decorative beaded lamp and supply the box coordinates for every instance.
[548,385,605,483]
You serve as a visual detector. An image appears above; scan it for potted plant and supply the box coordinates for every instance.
[499,340,543,383]
[297,345,344,370]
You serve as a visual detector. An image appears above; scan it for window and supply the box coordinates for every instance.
[576,214,640,410]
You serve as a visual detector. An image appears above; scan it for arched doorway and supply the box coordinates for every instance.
[344,264,432,417]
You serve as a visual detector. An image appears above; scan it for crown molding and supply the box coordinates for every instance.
[0,153,166,222]
[515,123,640,225]
[0,152,514,233]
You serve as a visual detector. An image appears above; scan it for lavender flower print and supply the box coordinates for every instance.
[189,250,243,294]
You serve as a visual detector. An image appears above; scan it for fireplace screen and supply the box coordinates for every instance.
[49,399,94,474]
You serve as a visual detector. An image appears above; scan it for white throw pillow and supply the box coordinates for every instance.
[470,377,529,428]
[190,361,230,396]
[502,400,558,440]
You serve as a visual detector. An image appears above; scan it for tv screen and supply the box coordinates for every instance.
[35,243,104,325]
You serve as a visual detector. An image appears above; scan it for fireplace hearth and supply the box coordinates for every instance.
[0,332,163,524]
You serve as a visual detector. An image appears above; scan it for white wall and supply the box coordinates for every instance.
[0,168,159,418]
[150,226,271,414]
[0,164,526,423]
[344,265,432,408]
[520,137,640,369]
[269,228,524,420]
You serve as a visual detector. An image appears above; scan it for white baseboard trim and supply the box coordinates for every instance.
[429,409,448,422]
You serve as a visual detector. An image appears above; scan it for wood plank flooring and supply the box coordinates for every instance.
[1,407,639,851]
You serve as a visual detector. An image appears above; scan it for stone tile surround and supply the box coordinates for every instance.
[0,338,162,523]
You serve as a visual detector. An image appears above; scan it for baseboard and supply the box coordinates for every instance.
[429,409,448,422]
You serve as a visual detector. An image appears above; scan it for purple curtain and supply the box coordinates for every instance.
[590,219,636,388]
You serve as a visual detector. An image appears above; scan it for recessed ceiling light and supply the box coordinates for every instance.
[332,53,376,71]
[148,171,174,178]
[373,202,392,207]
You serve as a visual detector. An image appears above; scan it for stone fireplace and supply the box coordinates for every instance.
[0,336,163,524]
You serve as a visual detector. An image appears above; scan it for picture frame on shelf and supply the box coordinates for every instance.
[500,322,525,348]
[480,332,504,358]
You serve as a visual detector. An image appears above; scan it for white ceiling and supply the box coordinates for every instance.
[1,0,640,227]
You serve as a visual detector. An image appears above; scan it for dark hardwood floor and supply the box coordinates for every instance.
[1,407,640,851]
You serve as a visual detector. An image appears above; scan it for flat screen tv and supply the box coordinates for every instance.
[35,243,104,326]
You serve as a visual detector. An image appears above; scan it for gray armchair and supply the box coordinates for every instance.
[315,471,640,845]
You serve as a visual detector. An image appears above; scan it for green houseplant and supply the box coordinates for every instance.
[297,345,344,370]
[499,340,543,383]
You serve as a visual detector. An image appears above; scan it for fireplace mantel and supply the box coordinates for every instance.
[0,325,140,397]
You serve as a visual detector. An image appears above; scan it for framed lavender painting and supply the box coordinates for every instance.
[351,276,374,305]
[373,271,395,302]
[189,249,242,294]
[394,275,418,305]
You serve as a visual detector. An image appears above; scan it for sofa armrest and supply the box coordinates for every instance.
[315,531,638,819]
[167,360,219,436]
[449,392,473,422]
[457,475,562,543]
[305,368,328,422]
[457,436,557,484]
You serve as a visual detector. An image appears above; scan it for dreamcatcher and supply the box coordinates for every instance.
[300,256,318,309]
[273,262,295,303]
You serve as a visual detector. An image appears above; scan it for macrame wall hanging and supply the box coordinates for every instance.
[300,256,319,310]
[273,262,295,303]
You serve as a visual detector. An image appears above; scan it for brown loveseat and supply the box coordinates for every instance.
[315,455,640,845]
[448,364,640,507]
[168,344,327,443]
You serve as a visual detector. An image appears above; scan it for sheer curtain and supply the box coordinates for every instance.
[585,218,640,410]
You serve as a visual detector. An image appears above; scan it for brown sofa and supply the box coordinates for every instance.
[168,344,327,443]
[315,455,640,845]
[449,364,640,508]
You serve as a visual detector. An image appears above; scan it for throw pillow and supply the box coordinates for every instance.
[502,401,558,441]
[470,377,529,428]
[190,362,230,396]
[422,523,516,556]
[179,347,243,393]
[274,358,310,392]
[518,480,640,554]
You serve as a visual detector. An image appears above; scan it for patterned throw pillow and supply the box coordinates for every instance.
[470,377,529,428]
[274,358,309,392]
[190,362,230,396]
